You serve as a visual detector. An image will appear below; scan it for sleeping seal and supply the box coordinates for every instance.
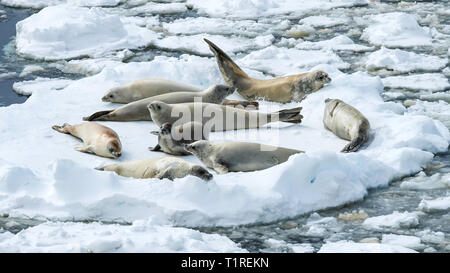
[184,140,303,173]
[205,39,331,103]
[95,157,213,181]
[323,98,370,153]
[52,122,122,158]
[85,84,240,121]
[147,101,303,132]
[102,78,201,104]
[149,122,209,156]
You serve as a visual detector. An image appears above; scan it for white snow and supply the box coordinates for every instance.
[381,234,425,251]
[299,16,350,28]
[12,77,74,96]
[365,47,448,73]
[154,34,262,56]
[318,240,417,253]
[382,73,450,92]
[162,17,290,37]
[0,221,245,253]
[238,46,350,75]
[0,58,448,228]
[419,196,450,212]
[1,0,123,8]
[19,65,45,77]
[401,172,450,190]
[263,239,314,253]
[187,0,368,19]
[295,35,374,52]
[408,100,450,128]
[363,211,420,230]
[361,12,432,48]
[15,4,159,60]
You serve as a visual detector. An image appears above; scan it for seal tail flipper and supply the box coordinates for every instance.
[83,110,113,121]
[95,166,106,171]
[204,39,249,86]
[148,144,161,152]
[52,123,71,134]
[341,134,368,153]
[273,107,303,124]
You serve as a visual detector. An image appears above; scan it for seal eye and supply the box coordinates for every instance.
[109,94,114,98]
[157,105,161,110]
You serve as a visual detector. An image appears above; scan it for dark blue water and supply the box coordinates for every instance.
[0,5,31,106]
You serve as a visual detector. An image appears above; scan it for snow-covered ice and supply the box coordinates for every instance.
[365,47,448,73]
[382,73,450,92]
[187,0,368,19]
[419,196,450,212]
[295,35,374,52]
[12,77,74,96]
[299,16,350,28]
[15,4,159,60]
[19,65,45,77]
[318,240,417,253]
[0,55,448,229]
[238,46,350,75]
[362,211,420,230]
[381,234,425,251]
[401,172,450,190]
[0,221,245,253]
[362,12,432,48]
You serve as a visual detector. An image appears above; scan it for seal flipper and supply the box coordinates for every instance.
[148,144,161,152]
[83,110,114,121]
[204,39,249,87]
[341,133,368,153]
[213,160,229,174]
[75,145,95,154]
[272,107,303,124]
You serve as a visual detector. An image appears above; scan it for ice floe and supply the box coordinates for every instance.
[238,46,350,75]
[401,172,450,190]
[0,221,245,253]
[318,240,417,253]
[299,15,350,28]
[1,0,123,8]
[162,17,290,37]
[366,47,448,73]
[12,77,74,96]
[419,196,450,212]
[381,73,450,92]
[15,4,159,60]
[295,35,374,52]
[187,0,368,19]
[361,12,432,48]
[154,34,266,56]
[381,234,425,251]
[19,65,45,77]
[362,211,420,230]
[0,57,448,227]
[262,239,314,253]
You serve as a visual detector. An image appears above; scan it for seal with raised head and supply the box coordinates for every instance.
[52,122,122,158]
[84,85,258,122]
[95,157,213,181]
[323,98,370,153]
[102,78,201,104]
[184,140,303,173]
[205,39,331,103]
[149,122,209,155]
[147,101,303,132]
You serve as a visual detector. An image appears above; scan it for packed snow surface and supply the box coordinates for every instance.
[365,47,448,73]
[382,73,450,92]
[15,4,159,60]
[0,54,448,229]
[362,211,420,230]
[362,12,432,48]
[318,240,417,253]
[0,221,245,253]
